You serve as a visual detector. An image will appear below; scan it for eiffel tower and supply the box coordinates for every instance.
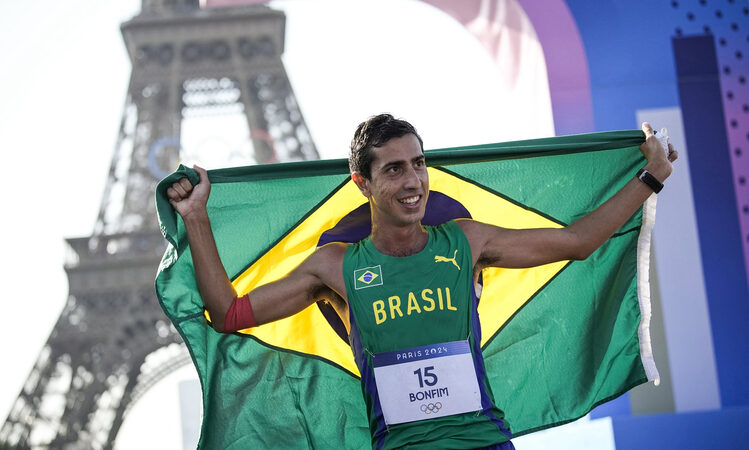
[0,1,317,448]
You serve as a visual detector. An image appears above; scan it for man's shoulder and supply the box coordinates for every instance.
[450,218,476,235]
[451,218,488,249]
[312,241,349,264]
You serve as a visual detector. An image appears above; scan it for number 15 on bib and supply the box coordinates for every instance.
[372,340,483,425]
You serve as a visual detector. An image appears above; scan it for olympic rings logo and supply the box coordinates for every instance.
[420,402,442,414]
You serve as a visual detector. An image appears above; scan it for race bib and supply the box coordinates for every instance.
[372,340,482,425]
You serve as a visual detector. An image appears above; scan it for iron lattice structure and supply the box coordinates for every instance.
[0,1,317,448]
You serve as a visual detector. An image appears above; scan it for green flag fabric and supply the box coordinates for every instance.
[155,130,659,448]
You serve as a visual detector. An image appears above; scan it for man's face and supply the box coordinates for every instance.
[356,133,429,227]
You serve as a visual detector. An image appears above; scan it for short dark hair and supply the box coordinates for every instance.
[349,114,424,179]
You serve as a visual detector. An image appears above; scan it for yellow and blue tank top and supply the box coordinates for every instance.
[343,220,512,449]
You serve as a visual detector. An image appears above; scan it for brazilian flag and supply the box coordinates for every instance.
[155,130,659,448]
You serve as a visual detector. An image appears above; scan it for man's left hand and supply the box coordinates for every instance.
[640,122,678,181]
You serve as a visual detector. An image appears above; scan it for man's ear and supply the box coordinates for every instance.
[351,172,371,198]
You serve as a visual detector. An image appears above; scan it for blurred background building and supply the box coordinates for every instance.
[0,0,747,448]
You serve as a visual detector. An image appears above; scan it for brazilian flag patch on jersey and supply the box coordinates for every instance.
[354,266,383,290]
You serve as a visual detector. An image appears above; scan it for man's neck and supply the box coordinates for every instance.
[370,222,428,257]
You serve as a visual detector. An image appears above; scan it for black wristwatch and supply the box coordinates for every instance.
[636,168,663,193]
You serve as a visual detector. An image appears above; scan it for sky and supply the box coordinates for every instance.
[0,0,142,428]
[0,0,561,448]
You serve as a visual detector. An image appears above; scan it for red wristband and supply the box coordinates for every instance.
[223,293,256,332]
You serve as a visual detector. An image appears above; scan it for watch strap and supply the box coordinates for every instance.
[636,168,664,193]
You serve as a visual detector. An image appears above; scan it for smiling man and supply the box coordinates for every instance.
[166,113,677,449]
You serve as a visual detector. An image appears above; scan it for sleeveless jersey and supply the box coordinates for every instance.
[343,220,512,449]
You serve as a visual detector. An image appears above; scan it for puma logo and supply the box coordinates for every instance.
[434,250,461,271]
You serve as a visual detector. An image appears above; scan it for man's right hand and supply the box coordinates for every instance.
[166,165,211,219]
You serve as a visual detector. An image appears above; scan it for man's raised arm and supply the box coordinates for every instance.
[167,166,345,333]
[460,122,679,270]
[167,165,237,332]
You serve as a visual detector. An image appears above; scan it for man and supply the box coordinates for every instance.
[167,114,677,449]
